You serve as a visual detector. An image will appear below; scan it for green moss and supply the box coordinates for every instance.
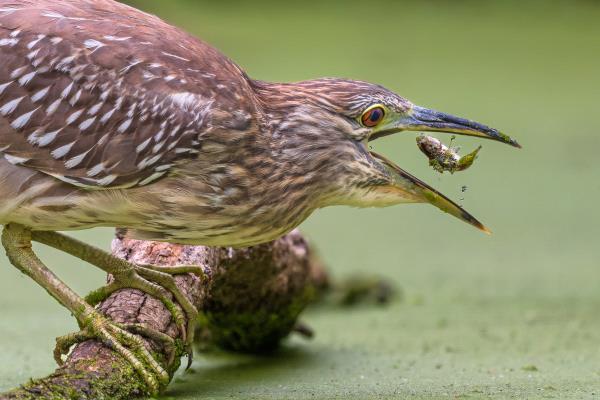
[521,364,539,372]
[203,287,315,353]
[83,288,108,306]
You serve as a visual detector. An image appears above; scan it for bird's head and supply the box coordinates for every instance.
[253,78,519,233]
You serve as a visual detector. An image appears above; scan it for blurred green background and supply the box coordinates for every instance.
[1,1,600,398]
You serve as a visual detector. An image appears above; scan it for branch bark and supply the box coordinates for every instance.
[0,229,327,400]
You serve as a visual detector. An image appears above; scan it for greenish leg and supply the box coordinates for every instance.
[55,322,177,367]
[1,224,167,395]
[31,230,204,365]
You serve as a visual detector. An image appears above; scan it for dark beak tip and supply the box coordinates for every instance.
[504,135,522,148]
[480,225,493,235]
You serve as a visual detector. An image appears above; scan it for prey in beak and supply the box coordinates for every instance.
[363,103,520,234]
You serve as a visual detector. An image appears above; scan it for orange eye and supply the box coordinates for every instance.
[361,106,385,127]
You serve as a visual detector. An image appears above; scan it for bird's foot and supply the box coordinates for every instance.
[84,263,205,367]
[54,313,172,395]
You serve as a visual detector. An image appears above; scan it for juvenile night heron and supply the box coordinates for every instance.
[0,0,519,393]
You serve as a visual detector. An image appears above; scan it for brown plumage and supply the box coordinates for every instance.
[0,0,520,391]
[0,0,520,246]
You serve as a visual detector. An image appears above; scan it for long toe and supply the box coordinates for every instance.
[58,311,171,395]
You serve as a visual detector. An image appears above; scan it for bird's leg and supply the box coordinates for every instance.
[31,230,204,363]
[54,322,177,368]
[1,224,168,395]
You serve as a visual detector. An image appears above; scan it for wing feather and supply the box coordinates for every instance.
[0,0,255,189]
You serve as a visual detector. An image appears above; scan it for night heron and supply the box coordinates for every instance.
[0,0,519,393]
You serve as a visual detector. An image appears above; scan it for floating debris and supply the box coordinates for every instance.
[416,135,481,174]
[521,364,539,372]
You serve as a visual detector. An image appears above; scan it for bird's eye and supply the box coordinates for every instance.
[361,106,385,127]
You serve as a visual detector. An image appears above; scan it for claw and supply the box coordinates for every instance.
[121,323,177,367]
[54,312,169,395]
[84,268,189,344]
[186,344,194,370]
[84,262,201,371]
[54,330,92,365]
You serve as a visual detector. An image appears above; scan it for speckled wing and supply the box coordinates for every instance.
[0,0,255,188]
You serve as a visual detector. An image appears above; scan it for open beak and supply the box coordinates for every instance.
[368,105,519,233]
[371,151,491,234]
[372,105,521,148]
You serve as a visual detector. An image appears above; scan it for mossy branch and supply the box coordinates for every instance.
[0,229,327,400]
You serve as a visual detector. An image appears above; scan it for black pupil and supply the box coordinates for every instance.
[369,109,382,122]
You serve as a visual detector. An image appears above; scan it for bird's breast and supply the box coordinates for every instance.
[120,161,320,247]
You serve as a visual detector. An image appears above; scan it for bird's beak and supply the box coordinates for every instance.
[370,151,491,234]
[372,105,521,148]
[365,104,520,233]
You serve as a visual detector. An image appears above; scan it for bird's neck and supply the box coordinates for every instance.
[250,80,361,208]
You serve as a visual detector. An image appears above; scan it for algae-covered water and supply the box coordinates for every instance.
[1,1,599,398]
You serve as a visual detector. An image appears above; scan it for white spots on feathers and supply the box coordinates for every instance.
[78,116,96,131]
[103,35,131,42]
[28,128,62,147]
[155,164,173,172]
[137,154,162,169]
[56,55,76,71]
[136,137,152,153]
[138,171,165,186]
[11,107,39,129]
[10,65,27,79]
[26,48,41,60]
[169,124,182,137]
[40,11,66,19]
[60,82,74,98]
[87,163,105,177]
[100,107,116,124]
[46,98,61,115]
[69,88,82,106]
[4,153,29,165]
[142,70,157,81]
[18,71,36,86]
[0,81,12,95]
[153,127,165,142]
[83,39,105,52]
[100,87,111,101]
[117,118,132,133]
[0,96,25,116]
[87,101,103,116]
[0,38,19,47]
[126,102,137,118]
[0,7,22,15]
[152,140,167,153]
[161,51,190,62]
[41,11,94,22]
[96,174,117,186]
[66,108,85,125]
[120,59,142,74]
[51,141,75,159]
[64,148,92,169]
[31,85,52,102]
[27,35,46,49]
[169,92,198,111]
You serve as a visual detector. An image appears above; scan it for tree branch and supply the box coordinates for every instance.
[0,229,327,400]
